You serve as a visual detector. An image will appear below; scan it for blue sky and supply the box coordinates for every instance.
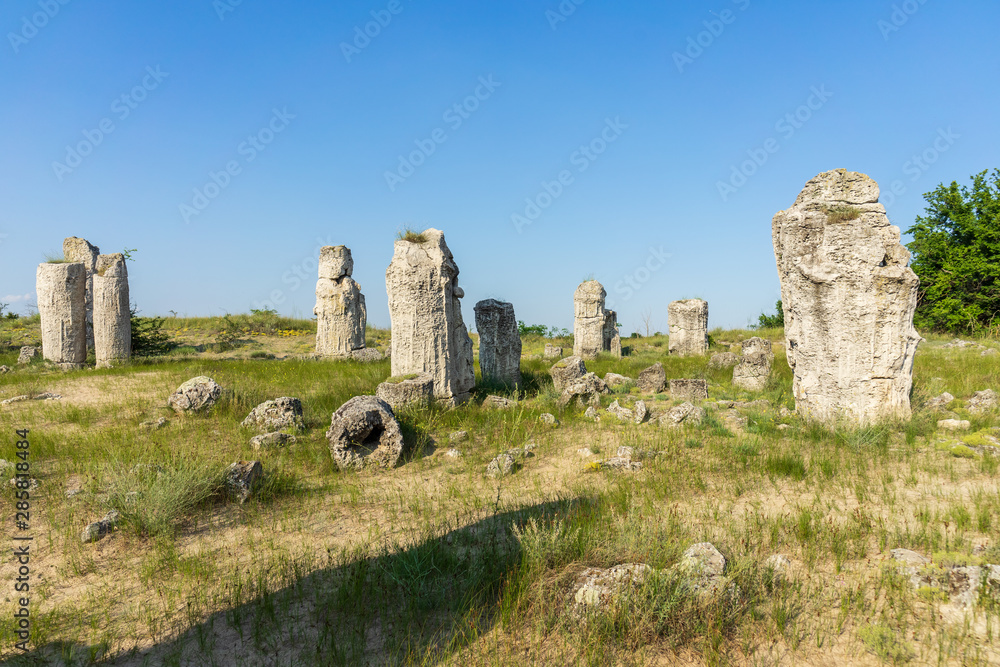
[1,0,997,333]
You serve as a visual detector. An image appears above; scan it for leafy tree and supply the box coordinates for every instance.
[517,321,548,337]
[753,300,784,329]
[906,170,1000,333]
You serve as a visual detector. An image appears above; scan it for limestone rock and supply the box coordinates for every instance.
[659,402,705,428]
[539,413,559,427]
[634,400,647,424]
[449,430,468,443]
[93,254,131,368]
[938,419,971,431]
[386,229,475,406]
[732,337,773,391]
[81,510,119,544]
[241,397,304,432]
[573,281,608,360]
[773,169,920,423]
[17,347,38,365]
[967,390,998,414]
[36,262,87,368]
[315,246,367,357]
[583,406,600,421]
[926,392,955,410]
[140,417,168,430]
[571,564,652,611]
[226,460,262,503]
[603,310,621,359]
[326,396,406,470]
[708,352,738,369]
[670,379,708,400]
[482,395,517,410]
[168,377,223,413]
[765,554,791,585]
[603,373,633,388]
[668,300,708,356]
[0,366,10,374]
[350,348,383,362]
[486,452,517,478]
[543,344,563,359]
[675,542,727,596]
[605,400,634,422]
[598,456,642,471]
[637,363,666,393]
[558,373,609,408]
[62,237,99,349]
[474,299,522,388]
[550,356,586,392]
[375,373,434,410]
[250,432,296,450]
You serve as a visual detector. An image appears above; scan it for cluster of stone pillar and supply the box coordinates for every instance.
[572,281,620,360]
[314,246,367,357]
[36,238,131,369]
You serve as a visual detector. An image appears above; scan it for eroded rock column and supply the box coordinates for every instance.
[93,253,131,368]
[668,299,708,356]
[474,298,521,388]
[315,246,367,357]
[63,237,99,349]
[36,262,87,368]
[772,169,920,423]
[573,281,607,360]
[386,229,474,406]
[603,310,621,358]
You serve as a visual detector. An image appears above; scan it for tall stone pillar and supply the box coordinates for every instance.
[62,237,99,349]
[93,253,131,368]
[315,246,367,357]
[474,299,521,388]
[36,262,87,369]
[573,281,606,360]
[668,299,708,356]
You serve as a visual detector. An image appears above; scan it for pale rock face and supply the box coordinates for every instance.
[772,169,920,423]
[549,356,586,392]
[603,310,622,358]
[668,300,708,356]
[732,337,773,392]
[63,237,100,349]
[93,254,131,368]
[375,373,434,410]
[315,246,367,357]
[386,229,474,406]
[670,379,708,400]
[573,281,608,360]
[36,262,87,368]
[543,344,563,359]
[474,299,521,388]
[326,396,406,470]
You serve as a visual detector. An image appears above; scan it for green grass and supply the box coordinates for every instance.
[2,324,1000,664]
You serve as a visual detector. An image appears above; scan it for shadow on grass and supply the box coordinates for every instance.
[6,500,585,666]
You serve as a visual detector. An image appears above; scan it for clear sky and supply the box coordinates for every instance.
[2,0,997,333]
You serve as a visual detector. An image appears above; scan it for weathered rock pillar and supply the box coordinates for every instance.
[62,237,99,349]
[668,299,708,356]
[93,253,131,368]
[474,299,521,388]
[603,310,621,358]
[314,246,367,357]
[36,262,87,368]
[732,337,772,391]
[772,169,920,423]
[386,229,474,406]
[573,281,607,360]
